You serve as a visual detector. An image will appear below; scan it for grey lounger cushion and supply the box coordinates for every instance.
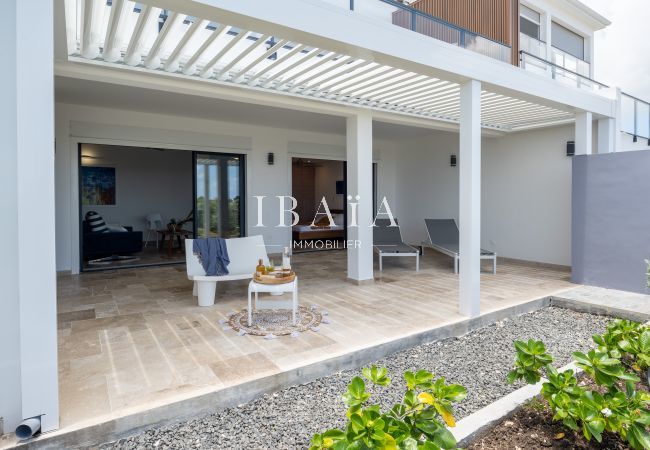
[424,219,494,256]
[374,219,417,252]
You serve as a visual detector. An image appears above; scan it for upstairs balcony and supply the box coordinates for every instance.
[323,0,610,97]
[518,33,607,93]
[323,0,512,63]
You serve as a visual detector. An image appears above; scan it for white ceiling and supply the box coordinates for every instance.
[55,76,444,141]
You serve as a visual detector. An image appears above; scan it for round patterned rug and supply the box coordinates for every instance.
[227,306,323,337]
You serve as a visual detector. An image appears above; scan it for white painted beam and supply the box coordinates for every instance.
[260,47,320,88]
[232,38,288,83]
[144,11,181,70]
[103,0,128,62]
[275,51,339,90]
[246,43,306,85]
[165,19,209,73]
[575,111,593,155]
[80,0,100,59]
[217,34,271,81]
[313,60,374,92]
[458,80,481,318]
[597,117,615,154]
[124,5,159,66]
[289,55,355,93]
[182,24,227,75]
[346,111,374,283]
[199,29,250,78]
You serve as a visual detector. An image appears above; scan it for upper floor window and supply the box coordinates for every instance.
[551,22,585,60]
[520,5,541,40]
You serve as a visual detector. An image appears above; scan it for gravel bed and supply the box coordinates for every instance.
[102,307,611,450]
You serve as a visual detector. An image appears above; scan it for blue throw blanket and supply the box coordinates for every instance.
[193,238,230,276]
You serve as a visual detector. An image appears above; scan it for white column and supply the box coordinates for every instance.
[543,13,553,76]
[614,88,623,152]
[0,0,59,433]
[575,111,593,155]
[346,111,374,283]
[458,80,482,318]
[597,118,615,154]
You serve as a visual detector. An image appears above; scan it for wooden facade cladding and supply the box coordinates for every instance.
[399,0,519,65]
[409,0,513,44]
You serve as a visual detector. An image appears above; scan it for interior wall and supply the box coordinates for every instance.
[55,103,396,272]
[393,124,573,266]
[80,144,193,236]
[314,159,345,211]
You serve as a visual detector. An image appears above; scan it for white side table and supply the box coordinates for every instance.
[247,277,299,326]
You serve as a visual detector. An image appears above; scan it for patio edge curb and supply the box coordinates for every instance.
[15,297,552,449]
[452,362,579,447]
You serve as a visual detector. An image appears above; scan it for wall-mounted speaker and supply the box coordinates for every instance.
[267,152,274,165]
[450,154,457,167]
[566,141,575,157]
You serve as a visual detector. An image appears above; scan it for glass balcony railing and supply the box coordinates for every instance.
[518,33,606,93]
[519,33,547,60]
[621,93,650,141]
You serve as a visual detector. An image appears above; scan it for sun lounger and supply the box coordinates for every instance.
[422,219,496,274]
[373,219,419,272]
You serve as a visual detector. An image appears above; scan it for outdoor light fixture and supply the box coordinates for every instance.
[267,152,274,165]
[566,141,575,157]
[450,154,457,167]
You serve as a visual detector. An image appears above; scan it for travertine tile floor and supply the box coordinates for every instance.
[57,250,574,428]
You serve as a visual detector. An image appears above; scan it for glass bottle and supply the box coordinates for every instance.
[256,258,266,276]
[282,247,291,271]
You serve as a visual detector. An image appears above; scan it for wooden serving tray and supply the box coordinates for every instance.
[254,271,296,285]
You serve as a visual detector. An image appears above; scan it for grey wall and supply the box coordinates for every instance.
[572,150,650,293]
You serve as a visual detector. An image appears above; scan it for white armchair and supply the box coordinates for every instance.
[144,213,163,248]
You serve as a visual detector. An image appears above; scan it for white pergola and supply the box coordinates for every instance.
[64,0,578,132]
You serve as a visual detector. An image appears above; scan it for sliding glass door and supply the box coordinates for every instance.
[194,153,245,238]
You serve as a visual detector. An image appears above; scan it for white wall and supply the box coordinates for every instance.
[481,125,573,266]
[394,131,460,246]
[618,133,650,152]
[80,144,193,236]
[55,103,396,272]
[393,125,573,266]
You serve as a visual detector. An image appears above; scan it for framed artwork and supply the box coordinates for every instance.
[81,166,116,206]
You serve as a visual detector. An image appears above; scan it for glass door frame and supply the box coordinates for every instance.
[192,151,247,239]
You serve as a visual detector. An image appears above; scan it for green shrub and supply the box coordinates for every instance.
[309,366,467,450]
[594,319,650,372]
[506,339,554,384]
[507,326,650,449]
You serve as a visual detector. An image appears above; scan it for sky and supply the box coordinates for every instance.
[582,0,650,100]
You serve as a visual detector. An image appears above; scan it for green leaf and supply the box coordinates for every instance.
[506,370,519,384]
[430,426,457,449]
[349,377,366,398]
[401,437,419,450]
